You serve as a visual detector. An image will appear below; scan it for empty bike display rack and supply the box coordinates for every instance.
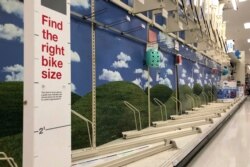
[4,1,241,167]
[0,152,17,167]
[154,98,168,121]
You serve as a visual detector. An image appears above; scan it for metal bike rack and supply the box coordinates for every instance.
[203,92,210,104]
[72,110,93,147]
[200,92,207,105]
[154,98,168,121]
[208,91,216,102]
[193,94,202,107]
[185,94,196,108]
[0,152,17,167]
[72,128,200,161]
[124,101,142,130]
[171,96,183,115]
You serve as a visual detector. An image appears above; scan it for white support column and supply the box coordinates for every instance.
[23,0,71,167]
[235,51,246,84]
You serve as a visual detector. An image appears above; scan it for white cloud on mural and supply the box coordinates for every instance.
[0,0,23,18]
[181,69,187,78]
[2,64,23,81]
[134,68,143,74]
[134,68,153,88]
[158,77,172,88]
[194,63,200,69]
[199,73,203,77]
[71,0,90,9]
[167,69,173,75]
[99,69,123,81]
[112,52,131,68]
[143,82,152,89]
[0,23,23,42]
[117,52,131,61]
[141,70,152,82]
[158,31,174,49]
[194,69,199,74]
[197,79,203,86]
[71,50,81,62]
[132,78,142,88]
[71,83,77,93]
[188,77,194,83]
[112,61,129,69]
[158,51,168,68]
[179,79,185,85]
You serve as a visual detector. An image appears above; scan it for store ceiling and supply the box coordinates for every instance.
[223,0,250,59]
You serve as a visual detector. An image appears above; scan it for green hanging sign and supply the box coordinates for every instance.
[146,49,160,68]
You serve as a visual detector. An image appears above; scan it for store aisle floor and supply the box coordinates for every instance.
[187,98,250,167]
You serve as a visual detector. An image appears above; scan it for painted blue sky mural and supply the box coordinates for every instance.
[0,0,221,96]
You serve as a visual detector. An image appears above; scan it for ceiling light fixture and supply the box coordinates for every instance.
[239,0,247,2]
[199,0,203,6]
[248,39,250,43]
[231,0,238,10]
[244,23,250,29]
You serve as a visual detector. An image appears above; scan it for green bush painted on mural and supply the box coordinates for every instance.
[179,85,193,111]
[193,83,203,96]
[149,84,173,103]
[72,81,165,149]
[203,84,212,102]
[1,81,219,167]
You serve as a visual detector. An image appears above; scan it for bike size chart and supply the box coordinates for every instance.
[23,0,71,167]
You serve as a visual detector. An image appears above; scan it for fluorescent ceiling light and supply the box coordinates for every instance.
[239,0,247,2]
[248,39,250,43]
[244,23,250,29]
[193,0,198,6]
[231,0,237,10]
[199,0,203,6]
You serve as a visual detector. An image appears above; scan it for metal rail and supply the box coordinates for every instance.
[153,114,220,127]
[202,92,209,104]
[72,128,199,161]
[193,94,201,107]
[0,152,17,167]
[94,143,174,167]
[153,98,168,121]
[72,110,93,147]
[124,101,142,130]
[123,120,211,139]
[171,96,183,115]
[185,94,196,108]
[200,92,207,105]
[91,0,97,148]
[208,91,215,102]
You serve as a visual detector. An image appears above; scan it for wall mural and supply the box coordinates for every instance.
[0,0,221,166]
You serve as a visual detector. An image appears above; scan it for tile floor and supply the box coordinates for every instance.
[187,97,250,167]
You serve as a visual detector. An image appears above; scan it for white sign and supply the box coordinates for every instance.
[226,39,234,53]
[175,40,179,51]
[23,0,71,167]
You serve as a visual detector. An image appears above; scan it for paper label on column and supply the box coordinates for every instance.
[138,0,145,4]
